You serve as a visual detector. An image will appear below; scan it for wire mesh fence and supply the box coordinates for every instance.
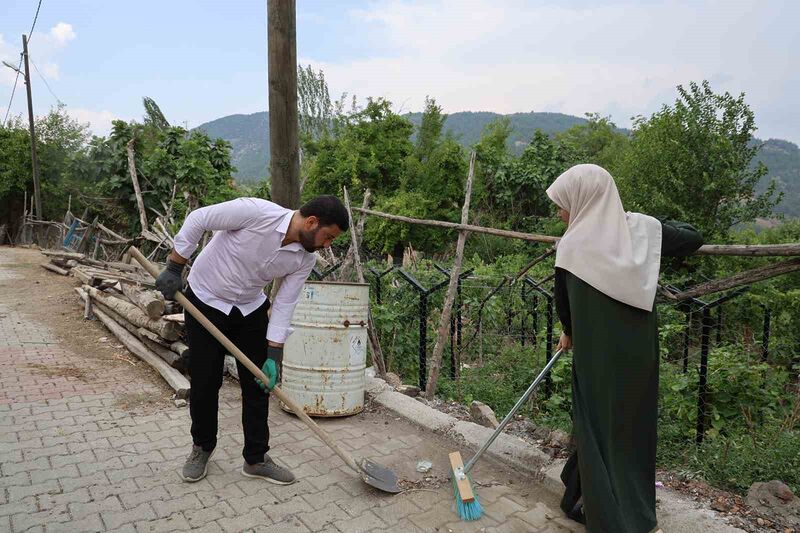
[353,252,799,446]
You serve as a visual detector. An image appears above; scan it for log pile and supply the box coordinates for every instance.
[39,249,191,398]
[74,281,189,398]
[40,250,154,287]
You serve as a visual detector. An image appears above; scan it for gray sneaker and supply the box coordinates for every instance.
[181,445,214,482]
[241,454,296,485]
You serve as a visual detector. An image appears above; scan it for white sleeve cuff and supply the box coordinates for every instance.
[173,238,199,260]
[266,324,295,344]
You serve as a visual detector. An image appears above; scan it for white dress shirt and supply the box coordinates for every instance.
[173,197,316,344]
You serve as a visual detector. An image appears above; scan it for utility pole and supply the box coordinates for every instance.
[267,0,300,209]
[22,34,42,222]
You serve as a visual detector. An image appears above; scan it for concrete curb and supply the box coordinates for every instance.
[365,373,745,532]
[365,376,550,477]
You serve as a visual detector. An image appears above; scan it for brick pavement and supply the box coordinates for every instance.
[0,248,577,532]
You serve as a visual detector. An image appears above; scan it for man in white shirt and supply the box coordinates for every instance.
[156,195,348,484]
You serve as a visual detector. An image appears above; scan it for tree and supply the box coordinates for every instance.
[617,81,780,239]
[297,65,333,142]
[0,118,32,228]
[555,113,629,173]
[0,106,93,227]
[143,97,171,131]
[482,130,569,232]
[415,96,446,162]
[474,117,513,172]
[303,98,414,200]
[35,105,91,220]
[94,110,238,231]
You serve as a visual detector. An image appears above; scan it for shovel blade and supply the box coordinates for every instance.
[358,458,402,494]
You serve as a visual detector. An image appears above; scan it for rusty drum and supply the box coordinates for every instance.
[281,281,369,416]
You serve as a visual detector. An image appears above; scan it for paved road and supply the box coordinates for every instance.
[0,247,576,532]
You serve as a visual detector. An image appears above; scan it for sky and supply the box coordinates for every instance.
[1,0,798,142]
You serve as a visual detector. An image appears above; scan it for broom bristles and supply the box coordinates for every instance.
[452,474,483,521]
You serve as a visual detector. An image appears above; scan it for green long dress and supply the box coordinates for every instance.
[556,219,703,533]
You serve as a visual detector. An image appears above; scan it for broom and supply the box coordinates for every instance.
[450,349,565,521]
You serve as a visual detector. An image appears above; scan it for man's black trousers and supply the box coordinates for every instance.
[184,285,270,465]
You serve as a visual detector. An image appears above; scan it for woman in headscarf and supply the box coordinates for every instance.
[547,164,703,532]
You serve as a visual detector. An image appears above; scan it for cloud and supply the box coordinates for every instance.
[67,108,117,137]
[305,0,799,140]
[1,22,77,121]
[49,22,76,46]
[1,23,77,84]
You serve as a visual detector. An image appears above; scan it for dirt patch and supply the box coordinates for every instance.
[340,398,554,502]
[658,472,798,533]
[26,362,89,381]
[398,474,450,491]
[114,391,167,412]
[0,247,173,400]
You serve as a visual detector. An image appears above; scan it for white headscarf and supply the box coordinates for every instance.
[546,164,663,311]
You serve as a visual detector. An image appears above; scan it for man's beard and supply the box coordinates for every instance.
[299,229,320,252]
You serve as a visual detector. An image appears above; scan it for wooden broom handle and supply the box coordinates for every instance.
[128,247,360,473]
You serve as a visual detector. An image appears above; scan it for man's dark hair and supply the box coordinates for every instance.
[299,195,349,231]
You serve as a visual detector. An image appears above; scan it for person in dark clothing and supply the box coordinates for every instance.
[546,164,703,532]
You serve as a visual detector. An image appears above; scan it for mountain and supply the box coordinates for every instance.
[754,139,800,218]
[196,112,270,183]
[404,111,590,152]
[196,110,589,182]
[196,111,800,217]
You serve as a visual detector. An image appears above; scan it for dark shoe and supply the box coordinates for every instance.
[181,445,214,482]
[241,454,296,485]
[566,502,586,525]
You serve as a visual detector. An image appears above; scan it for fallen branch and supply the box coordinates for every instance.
[152,217,174,247]
[137,327,172,348]
[97,223,129,242]
[138,333,184,371]
[85,286,181,341]
[141,229,168,245]
[87,294,183,371]
[127,139,149,232]
[121,281,165,319]
[41,249,107,268]
[694,243,800,257]
[670,258,800,301]
[72,265,154,287]
[41,263,70,276]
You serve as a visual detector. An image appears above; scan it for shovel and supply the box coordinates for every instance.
[129,247,401,494]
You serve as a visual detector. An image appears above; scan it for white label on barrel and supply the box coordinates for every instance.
[303,287,316,301]
[349,333,365,364]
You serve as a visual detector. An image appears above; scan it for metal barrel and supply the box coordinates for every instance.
[281,281,369,417]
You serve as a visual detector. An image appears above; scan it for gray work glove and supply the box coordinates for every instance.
[257,345,284,392]
[155,259,185,300]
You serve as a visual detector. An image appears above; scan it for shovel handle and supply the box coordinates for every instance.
[129,247,361,473]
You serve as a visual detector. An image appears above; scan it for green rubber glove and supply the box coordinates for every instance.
[256,345,283,392]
